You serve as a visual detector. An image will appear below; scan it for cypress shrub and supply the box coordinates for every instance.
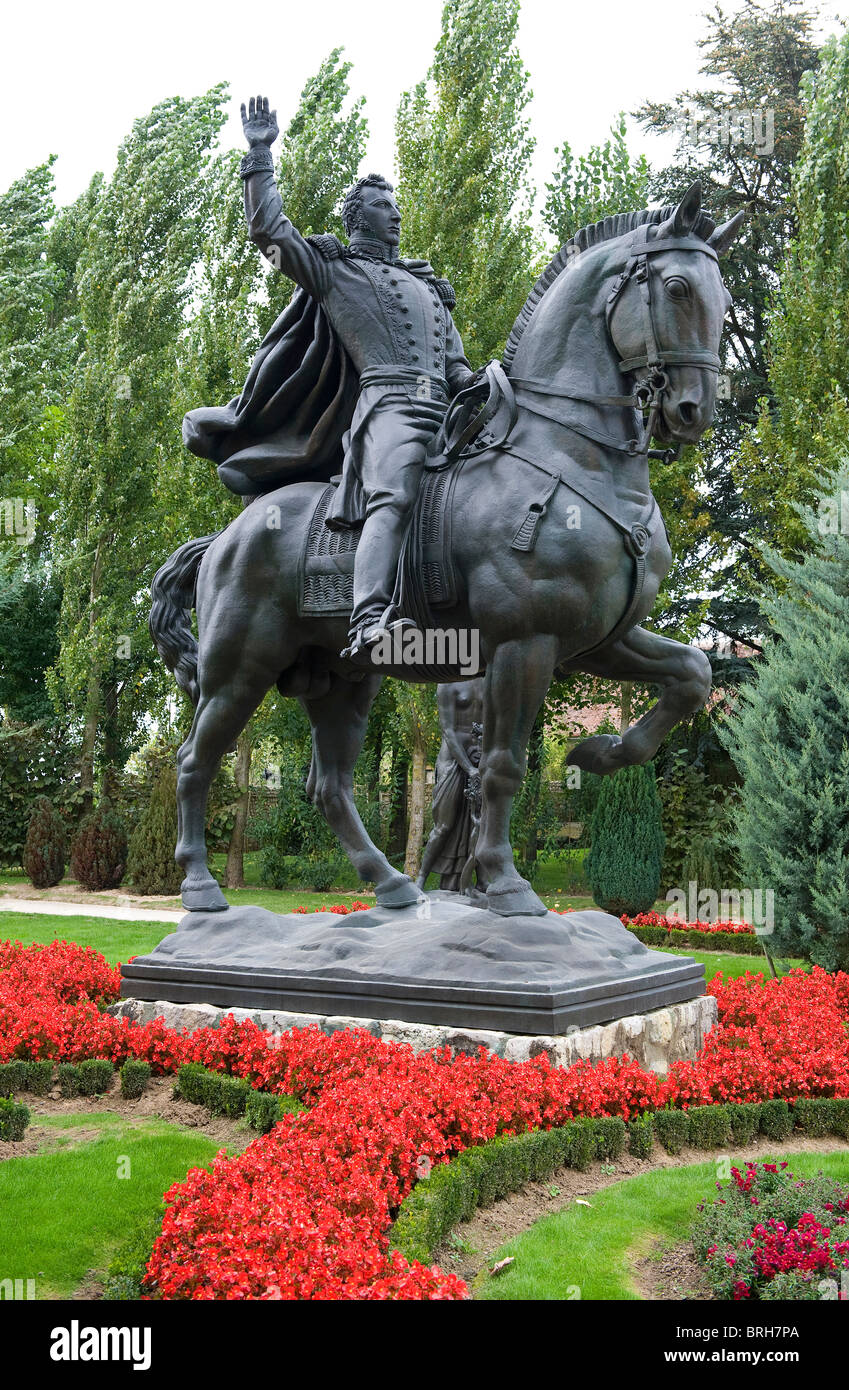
[127,765,182,896]
[70,797,127,891]
[719,467,849,972]
[587,764,665,915]
[22,796,67,888]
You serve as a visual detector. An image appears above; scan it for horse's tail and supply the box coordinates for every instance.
[149,534,220,706]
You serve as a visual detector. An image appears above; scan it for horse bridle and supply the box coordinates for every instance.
[510,231,723,464]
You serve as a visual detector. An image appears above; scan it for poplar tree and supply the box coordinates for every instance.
[395,0,541,364]
[50,88,229,806]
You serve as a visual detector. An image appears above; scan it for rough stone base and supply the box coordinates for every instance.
[109,992,717,1075]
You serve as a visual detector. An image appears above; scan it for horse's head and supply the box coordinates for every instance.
[606,181,745,445]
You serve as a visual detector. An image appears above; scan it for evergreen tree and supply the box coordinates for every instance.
[719,464,849,972]
[22,796,67,889]
[70,797,128,892]
[395,0,542,364]
[586,765,665,916]
[127,766,182,896]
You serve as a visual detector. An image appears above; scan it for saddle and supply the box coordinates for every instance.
[297,359,664,667]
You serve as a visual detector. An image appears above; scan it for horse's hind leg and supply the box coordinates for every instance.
[568,626,712,776]
[177,656,278,911]
[301,672,421,908]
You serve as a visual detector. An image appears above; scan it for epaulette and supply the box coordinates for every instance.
[306,232,346,260]
[433,277,456,309]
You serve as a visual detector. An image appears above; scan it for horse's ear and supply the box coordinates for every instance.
[708,208,747,256]
[655,180,702,240]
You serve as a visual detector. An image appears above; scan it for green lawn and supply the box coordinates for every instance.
[0,912,174,966]
[0,1112,223,1298]
[475,1149,849,1301]
[0,908,794,980]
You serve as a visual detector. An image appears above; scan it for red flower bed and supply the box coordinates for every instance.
[621,911,755,936]
[2,935,849,1299]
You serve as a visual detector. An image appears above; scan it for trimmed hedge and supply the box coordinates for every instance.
[391,1117,623,1265]
[625,923,761,955]
[120,1059,151,1100]
[0,1060,28,1097]
[77,1059,114,1096]
[0,1096,30,1141]
[174,1063,302,1129]
[0,1060,54,1096]
[391,1095,849,1264]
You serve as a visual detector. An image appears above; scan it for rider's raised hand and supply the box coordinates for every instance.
[241,95,279,148]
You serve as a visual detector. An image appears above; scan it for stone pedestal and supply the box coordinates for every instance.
[110,993,716,1075]
[119,894,706,1037]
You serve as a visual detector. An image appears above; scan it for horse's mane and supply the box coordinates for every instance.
[502,202,717,374]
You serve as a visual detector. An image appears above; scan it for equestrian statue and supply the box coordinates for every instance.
[151,91,746,923]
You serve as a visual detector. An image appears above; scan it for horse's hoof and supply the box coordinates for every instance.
[181,879,229,912]
[375,873,422,909]
[485,877,548,917]
[568,733,624,777]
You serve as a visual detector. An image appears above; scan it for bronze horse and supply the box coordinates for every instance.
[151,181,744,919]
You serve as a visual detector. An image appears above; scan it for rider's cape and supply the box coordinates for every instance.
[181,235,453,512]
[182,282,358,500]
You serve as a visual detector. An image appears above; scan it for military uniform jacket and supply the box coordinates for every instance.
[244,166,473,394]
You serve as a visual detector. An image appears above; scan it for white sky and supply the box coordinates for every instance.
[1,0,847,212]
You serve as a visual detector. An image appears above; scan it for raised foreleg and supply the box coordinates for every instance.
[568,626,712,777]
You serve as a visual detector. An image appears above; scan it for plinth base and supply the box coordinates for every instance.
[119,894,705,1035]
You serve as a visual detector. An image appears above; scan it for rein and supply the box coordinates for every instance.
[509,232,722,464]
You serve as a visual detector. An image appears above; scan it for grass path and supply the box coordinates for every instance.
[475,1149,849,1301]
[0,1112,222,1298]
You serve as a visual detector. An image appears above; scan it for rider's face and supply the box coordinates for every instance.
[358,188,402,250]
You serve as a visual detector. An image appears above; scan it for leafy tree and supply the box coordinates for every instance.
[0,721,77,868]
[50,88,230,807]
[636,0,822,647]
[395,0,542,364]
[22,796,67,889]
[0,561,61,722]
[719,464,849,973]
[586,765,665,915]
[262,48,368,329]
[735,27,849,584]
[543,113,650,246]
